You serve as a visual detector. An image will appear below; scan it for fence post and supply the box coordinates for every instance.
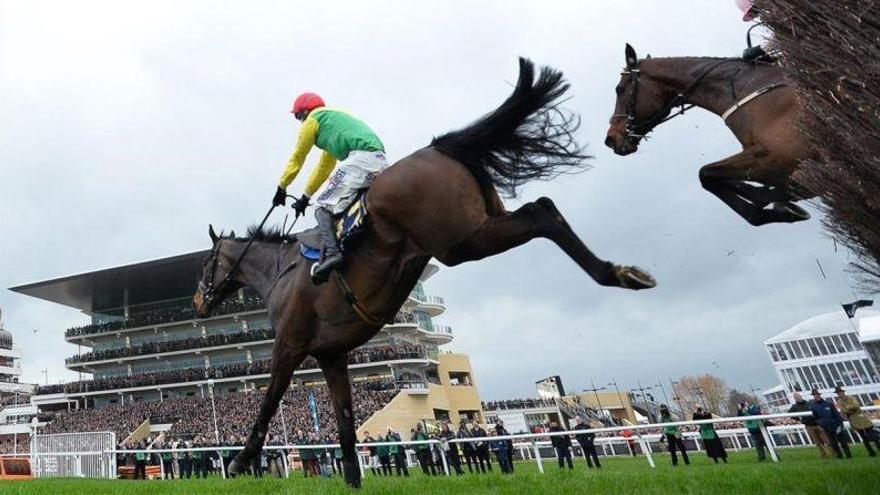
[219,451,227,479]
[635,434,655,468]
[758,423,779,463]
[283,450,290,479]
[357,450,365,478]
[532,441,544,474]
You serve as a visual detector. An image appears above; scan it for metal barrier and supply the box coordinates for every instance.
[30,432,116,478]
[32,406,880,479]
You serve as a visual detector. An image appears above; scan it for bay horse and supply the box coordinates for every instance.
[192,58,655,487]
[605,44,813,226]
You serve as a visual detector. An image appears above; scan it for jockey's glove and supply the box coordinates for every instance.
[293,195,310,217]
[272,187,287,207]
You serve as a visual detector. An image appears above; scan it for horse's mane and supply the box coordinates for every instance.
[241,225,296,243]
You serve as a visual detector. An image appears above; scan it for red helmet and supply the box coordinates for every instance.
[291,92,325,115]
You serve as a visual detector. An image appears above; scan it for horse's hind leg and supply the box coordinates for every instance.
[443,199,655,290]
[229,341,306,475]
[320,353,361,488]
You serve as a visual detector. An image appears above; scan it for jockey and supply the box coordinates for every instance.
[735,0,758,21]
[273,92,388,281]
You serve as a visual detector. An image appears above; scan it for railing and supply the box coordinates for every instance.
[32,406,880,479]
[425,295,445,306]
[65,329,276,365]
[64,298,266,339]
[431,325,453,335]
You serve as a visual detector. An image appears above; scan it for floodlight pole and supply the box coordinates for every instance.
[208,379,220,445]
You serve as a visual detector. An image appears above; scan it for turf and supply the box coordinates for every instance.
[3,448,879,495]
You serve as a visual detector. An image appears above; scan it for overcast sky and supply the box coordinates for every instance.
[0,1,863,402]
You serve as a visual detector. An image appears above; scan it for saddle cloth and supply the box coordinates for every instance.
[299,190,369,260]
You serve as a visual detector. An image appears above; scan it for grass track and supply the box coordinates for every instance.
[3,448,879,495]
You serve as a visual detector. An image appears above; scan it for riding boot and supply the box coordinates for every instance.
[311,207,344,283]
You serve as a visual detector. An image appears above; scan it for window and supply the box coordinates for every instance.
[862,359,879,383]
[823,336,837,354]
[818,364,836,388]
[849,333,863,351]
[808,365,826,389]
[796,367,812,390]
[843,361,861,385]
[834,362,852,387]
[768,345,780,362]
[784,342,797,360]
[776,343,789,360]
[840,334,855,352]
[816,337,829,355]
[807,338,821,357]
[832,335,847,353]
[792,341,805,359]
[827,362,843,386]
[853,360,871,384]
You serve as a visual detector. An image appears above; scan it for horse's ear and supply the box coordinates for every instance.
[229,230,236,238]
[646,54,652,60]
[625,43,638,69]
[209,224,219,244]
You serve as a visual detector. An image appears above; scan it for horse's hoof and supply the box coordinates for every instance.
[772,201,810,222]
[228,456,247,476]
[616,265,656,290]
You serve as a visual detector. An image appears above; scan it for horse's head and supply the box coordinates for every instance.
[193,225,244,318]
[605,44,669,156]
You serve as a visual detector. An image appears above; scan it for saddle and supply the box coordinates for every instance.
[298,190,370,260]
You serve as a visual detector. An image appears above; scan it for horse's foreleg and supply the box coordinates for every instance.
[229,341,305,475]
[443,199,655,290]
[699,148,808,226]
[320,353,361,488]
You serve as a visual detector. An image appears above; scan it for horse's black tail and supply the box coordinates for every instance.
[430,57,590,198]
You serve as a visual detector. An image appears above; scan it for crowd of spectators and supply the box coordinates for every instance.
[482,398,557,411]
[37,343,429,396]
[0,437,28,454]
[64,296,265,339]
[40,378,398,443]
[66,328,276,364]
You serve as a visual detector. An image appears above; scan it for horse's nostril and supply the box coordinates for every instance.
[604,135,615,148]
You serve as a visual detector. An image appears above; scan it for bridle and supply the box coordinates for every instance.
[611,58,744,146]
[198,205,277,310]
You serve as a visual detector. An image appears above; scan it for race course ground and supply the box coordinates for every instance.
[3,448,879,495]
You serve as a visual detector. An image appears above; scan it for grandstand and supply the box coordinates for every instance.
[10,251,484,443]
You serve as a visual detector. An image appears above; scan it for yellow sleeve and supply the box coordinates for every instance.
[278,117,319,188]
[303,151,338,197]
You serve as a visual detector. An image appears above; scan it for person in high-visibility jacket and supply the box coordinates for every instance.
[272,92,387,282]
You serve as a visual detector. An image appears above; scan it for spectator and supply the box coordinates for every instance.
[810,389,852,459]
[738,401,768,462]
[470,421,493,473]
[834,386,877,457]
[362,431,381,476]
[438,422,463,476]
[411,424,435,476]
[133,441,147,480]
[573,416,601,469]
[548,420,573,470]
[375,433,392,476]
[385,428,408,477]
[494,420,515,473]
[692,405,726,464]
[660,405,690,466]
[488,430,512,474]
[457,420,478,473]
[788,392,833,458]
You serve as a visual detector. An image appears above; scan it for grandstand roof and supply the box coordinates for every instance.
[764,310,880,344]
[9,250,209,315]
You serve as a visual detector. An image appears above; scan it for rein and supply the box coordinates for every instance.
[201,205,276,308]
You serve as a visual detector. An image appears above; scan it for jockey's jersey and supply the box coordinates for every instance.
[279,108,385,196]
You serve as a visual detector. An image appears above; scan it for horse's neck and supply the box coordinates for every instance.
[235,242,290,299]
[645,58,744,118]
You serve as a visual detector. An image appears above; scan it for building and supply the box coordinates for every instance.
[10,250,483,440]
[763,310,880,406]
[0,313,35,453]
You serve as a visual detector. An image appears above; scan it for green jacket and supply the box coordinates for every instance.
[412,431,429,451]
[386,433,401,454]
[838,395,874,430]
[660,413,679,436]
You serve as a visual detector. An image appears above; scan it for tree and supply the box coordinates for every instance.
[727,389,760,417]
[672,374,729,416]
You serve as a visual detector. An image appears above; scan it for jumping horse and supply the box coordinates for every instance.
[192,58,656,487]
[605,44,813,226]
